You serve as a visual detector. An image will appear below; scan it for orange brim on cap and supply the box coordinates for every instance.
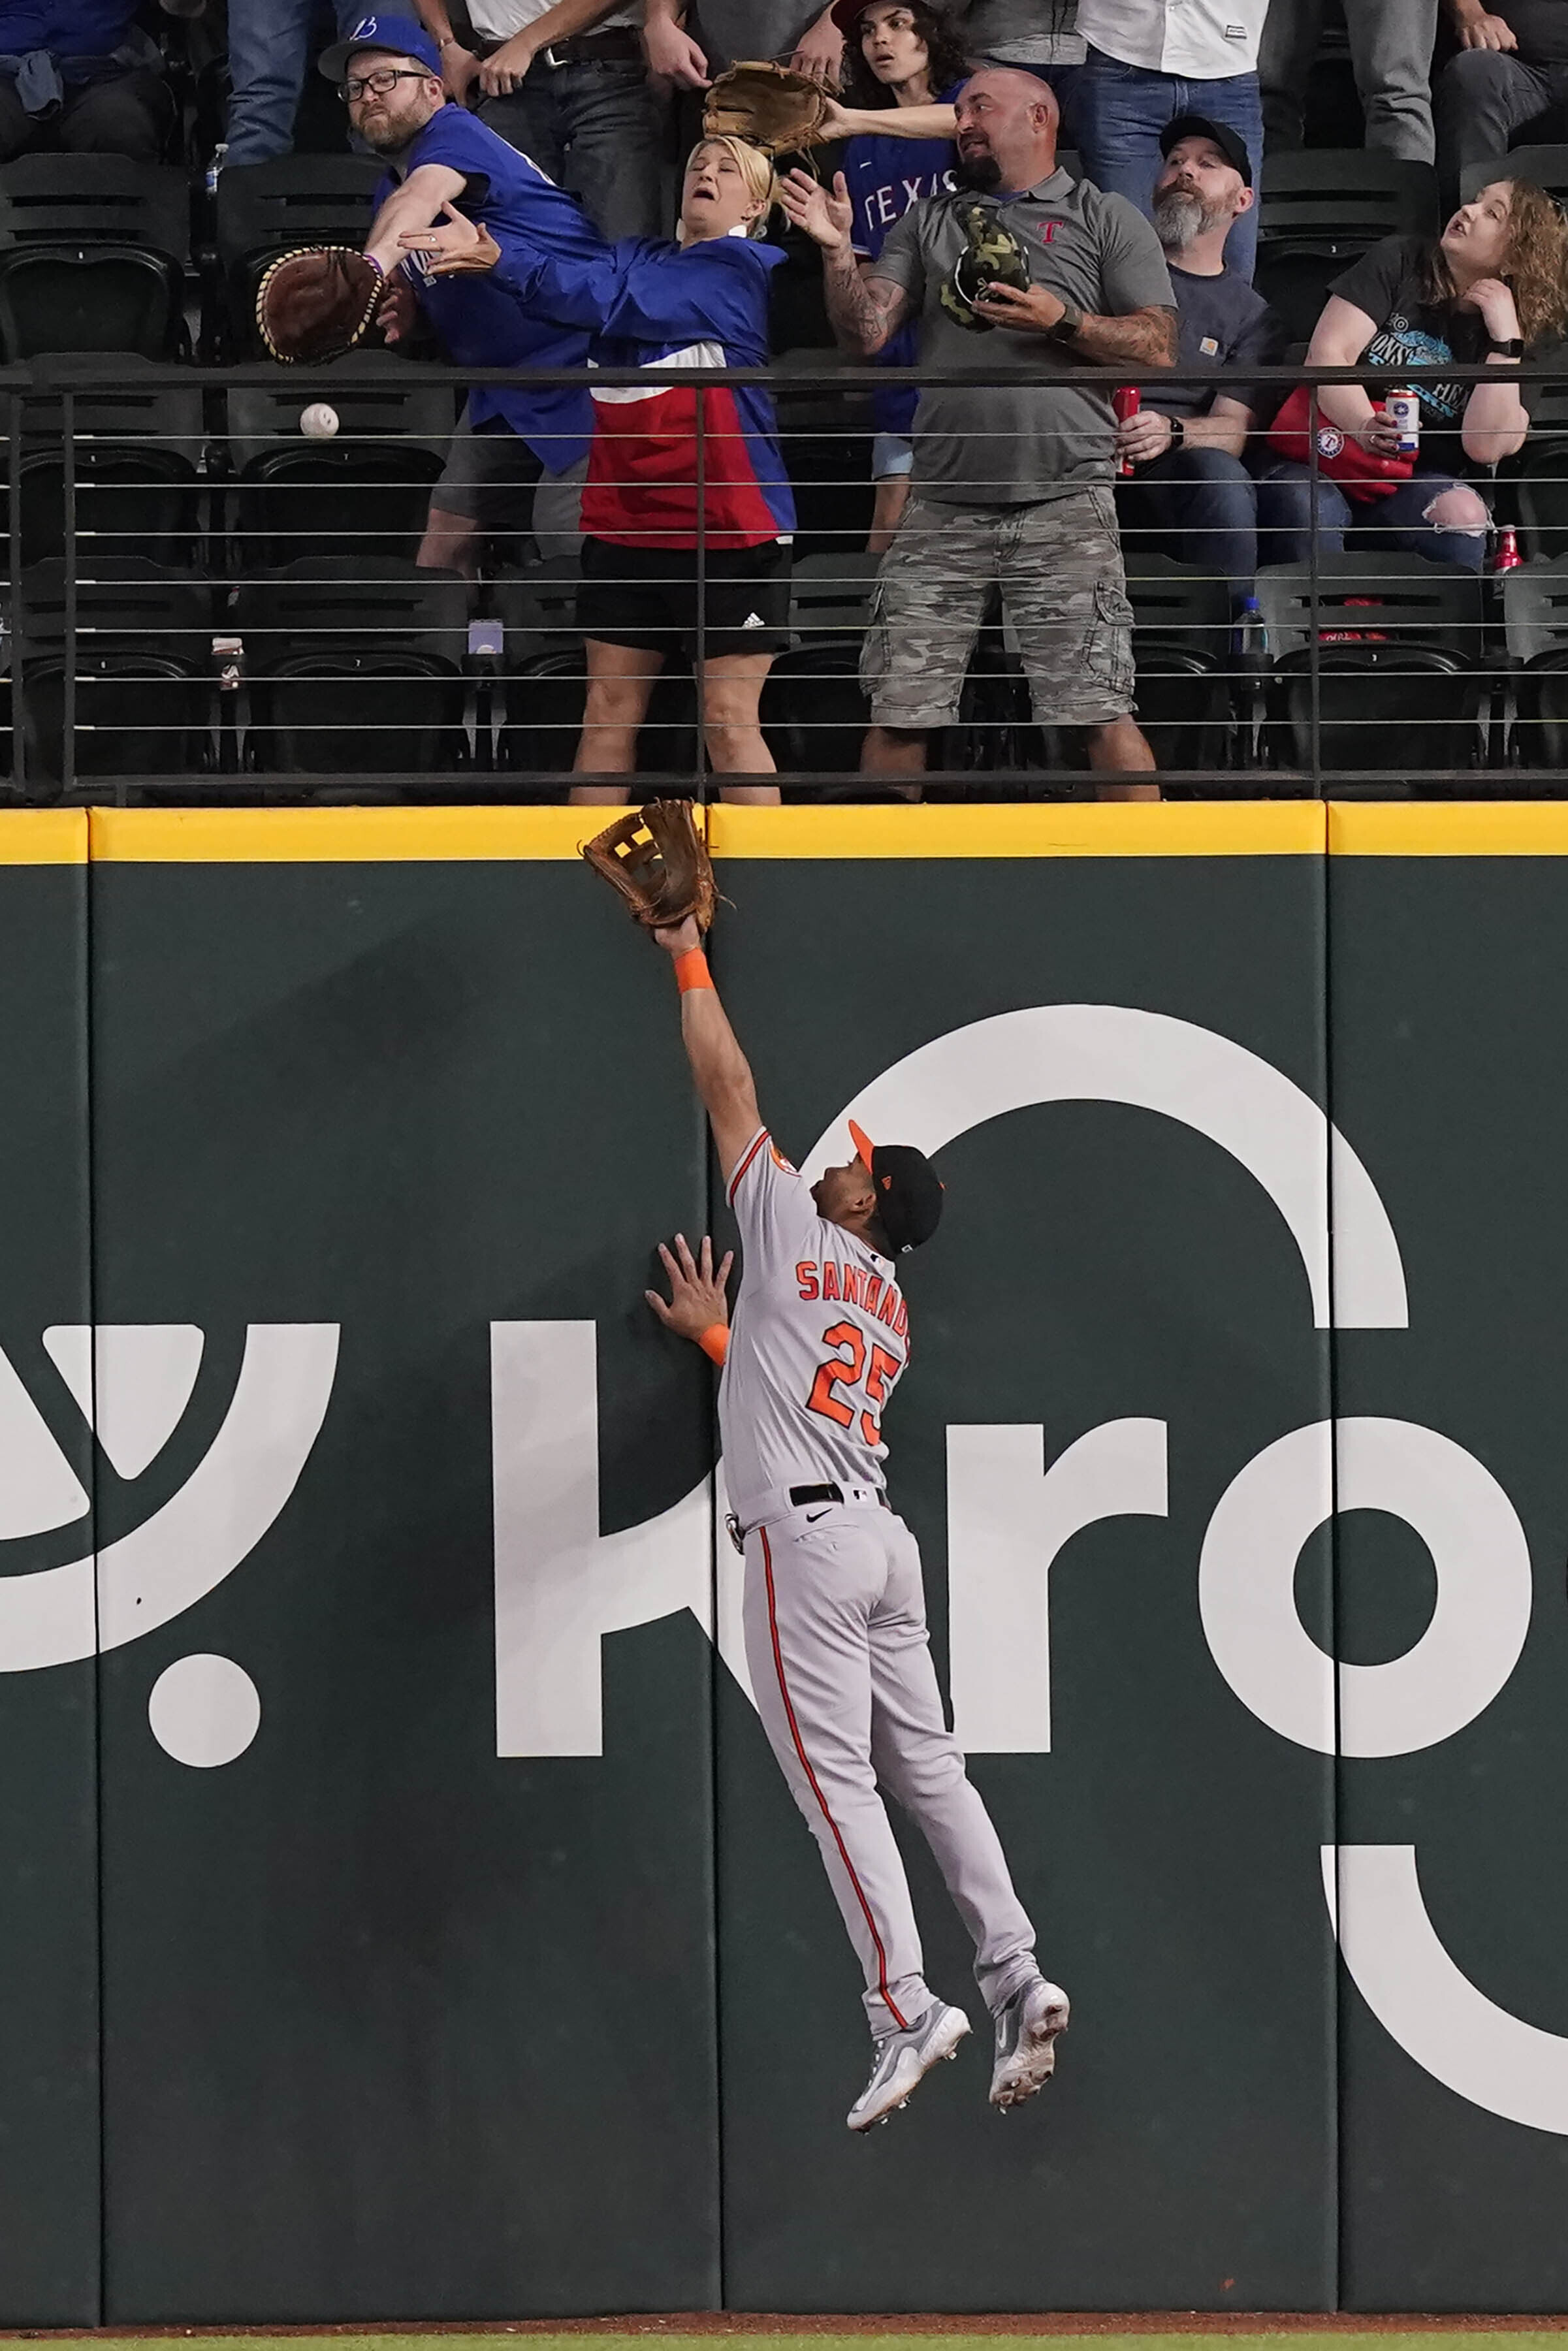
[848,1119,876,1173]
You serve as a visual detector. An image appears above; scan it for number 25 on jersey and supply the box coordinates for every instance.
[807,1320,901,1448]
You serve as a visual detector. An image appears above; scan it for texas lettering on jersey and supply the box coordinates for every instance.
[720,1127,909,1520]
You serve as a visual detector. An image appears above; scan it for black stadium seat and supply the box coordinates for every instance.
[15,357,205,569]
[0,157,190,359]
[1254,151,1439,348]
[1124,556,1236,778]
[14,557,218,790]
[213,156,384,357]
[1255,551,1489,781]
[1462,146,1568,205]
[758,552,876,793]
[232,558,470,778]
[223,357,455,569]
[1503,555,1568,769]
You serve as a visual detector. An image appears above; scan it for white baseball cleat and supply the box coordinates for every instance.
[846,1998,972,2133]
[989,1977,1070,2111]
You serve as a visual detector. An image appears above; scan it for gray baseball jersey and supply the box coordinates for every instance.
[720,1121,1041,2043]
[719,1125,910,1526]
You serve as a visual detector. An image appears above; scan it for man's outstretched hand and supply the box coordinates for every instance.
[646,1233,733,1341]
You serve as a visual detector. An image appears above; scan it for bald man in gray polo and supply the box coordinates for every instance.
[781,67,1176,797]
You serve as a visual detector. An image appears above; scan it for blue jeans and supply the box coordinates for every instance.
[1254,462,1490,574]
[475,59,662,240]
[226,0,354,167]
[1074,46,1264,281]
[1117,443,1258,598]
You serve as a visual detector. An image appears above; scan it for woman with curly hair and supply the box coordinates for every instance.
[1257,177,1568,572]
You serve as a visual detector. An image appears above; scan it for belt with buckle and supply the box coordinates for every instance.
[539,27,643,65]
[788,1482,889,1509]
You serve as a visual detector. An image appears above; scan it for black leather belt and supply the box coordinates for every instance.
[789,1482,889,1509]
[474,25,642,64]
[540,27,644,65]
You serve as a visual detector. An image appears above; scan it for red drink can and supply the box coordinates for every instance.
[1113,384,1140,475]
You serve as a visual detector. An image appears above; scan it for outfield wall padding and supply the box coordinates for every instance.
[0,801,1558,2316]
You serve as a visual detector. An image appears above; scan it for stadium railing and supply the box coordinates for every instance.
[0,350,1556,804]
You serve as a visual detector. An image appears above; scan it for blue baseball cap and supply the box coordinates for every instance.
[319,13,443,82]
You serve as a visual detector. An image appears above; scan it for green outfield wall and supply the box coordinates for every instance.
[0,799,1562,2320]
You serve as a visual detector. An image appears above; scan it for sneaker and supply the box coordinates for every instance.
[846,1998,972,2132]
[989,1977,1070,2111]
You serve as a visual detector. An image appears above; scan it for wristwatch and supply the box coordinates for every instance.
[1488,336,1525,357]
[1046,300,1083,345]
[1170,415,1186,448]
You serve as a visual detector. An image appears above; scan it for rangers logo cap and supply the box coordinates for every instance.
[320,14,443,81]
[849,1119,944,1255]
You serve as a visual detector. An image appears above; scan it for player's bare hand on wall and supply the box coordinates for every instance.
[646,1233,733,1341]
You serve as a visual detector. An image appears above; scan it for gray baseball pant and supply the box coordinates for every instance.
[1259,0,1437,163]
[744,1497,1039,2038]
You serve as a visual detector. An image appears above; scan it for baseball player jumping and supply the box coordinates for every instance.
[647,912,1068,2132]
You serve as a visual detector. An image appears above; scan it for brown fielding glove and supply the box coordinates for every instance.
[256,246,387,364]
[703,60,835,155]
[581,799,718,931]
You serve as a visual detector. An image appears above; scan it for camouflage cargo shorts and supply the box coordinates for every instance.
[859,485,1136,729]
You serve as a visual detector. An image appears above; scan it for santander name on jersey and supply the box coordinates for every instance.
[721,1128,908,1524]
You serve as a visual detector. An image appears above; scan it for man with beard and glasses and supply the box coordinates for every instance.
[781,68,1175,797]
[1114,117,1285,609]
[323,13,601,577]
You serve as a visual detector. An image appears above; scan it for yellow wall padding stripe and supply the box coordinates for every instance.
[0,811,88,863]
[1329,803,1568,856]
[5,800,1558,865]
[707,802,1326,857]
[82,801,1327,864]
[88,806,635,863]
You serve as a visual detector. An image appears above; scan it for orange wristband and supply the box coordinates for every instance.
[697,1323,729,1366]
[675,948,713,994]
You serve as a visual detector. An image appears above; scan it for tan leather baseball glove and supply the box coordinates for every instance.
[703,60,836,155]
[581,799,718,931]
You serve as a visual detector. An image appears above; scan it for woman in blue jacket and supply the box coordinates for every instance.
[406,138,792,803]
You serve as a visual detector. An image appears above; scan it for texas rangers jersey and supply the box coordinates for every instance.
[721,1126,910,1524]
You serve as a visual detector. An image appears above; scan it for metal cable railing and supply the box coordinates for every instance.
[2,352,1563,803]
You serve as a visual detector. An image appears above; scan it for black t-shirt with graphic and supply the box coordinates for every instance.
[1494,0,1568,65]
[1331,234,1557,472]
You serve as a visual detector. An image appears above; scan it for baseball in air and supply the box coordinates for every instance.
[300,402,339,439]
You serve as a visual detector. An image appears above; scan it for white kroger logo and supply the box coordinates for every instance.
[490,1004,1564,2139]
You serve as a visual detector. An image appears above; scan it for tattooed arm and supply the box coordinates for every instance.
[969,284,1179,366]
[778,167,917,358]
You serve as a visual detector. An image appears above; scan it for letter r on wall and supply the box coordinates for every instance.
[947,1420,1168,1753]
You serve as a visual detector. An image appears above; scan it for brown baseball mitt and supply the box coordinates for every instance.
[256,246,385,364]
[581,799,718,931]
[703,59,835,155]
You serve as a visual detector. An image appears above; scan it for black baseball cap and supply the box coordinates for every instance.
[849,1119,944,1255]
[1159,113,1253,187]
